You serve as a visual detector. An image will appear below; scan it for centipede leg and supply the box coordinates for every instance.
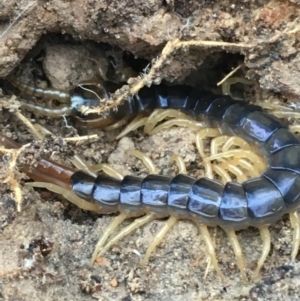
[71,156,124,180]
[26,182,102,213]
[97,213,159,257]
[116,115,149,139]
[221,136,252,152]
[230,158,260,178]
[212,165,232,184]
[196,128,221,159]
[90,212,137,266]
[225,229,247,282]
[149,118,205,135]
[210,135,230,156]
[251,226,271,281]
[144,109,191,134]
[195,223,224,280]
[141,215,178,266]
[171,154,187,174]
[218,162,247,183]
[289,211,300,262]
[127,149,159,174]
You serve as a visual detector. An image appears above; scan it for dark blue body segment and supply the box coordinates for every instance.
[188,178,223,225]
[243,177,285,225]
[269,145,300,174]
[238,111,287,145]
[167,174,196,217]
[71,171,95,198]
[263,168,300,209]
[69,84,300,230]
[93,175,121,208]
[263,128,300,155]
[119,175,143,212]
[141,174,172,213]
[220,103,262,135]
[219,182,249,228]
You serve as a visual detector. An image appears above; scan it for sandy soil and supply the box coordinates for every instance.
[1,1,300,300]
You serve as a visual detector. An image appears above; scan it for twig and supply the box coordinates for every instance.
[81,39,255,116]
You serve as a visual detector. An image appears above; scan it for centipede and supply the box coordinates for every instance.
[2,76,300,283]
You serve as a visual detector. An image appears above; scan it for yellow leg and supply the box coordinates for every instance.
[251,226,271,281]
[71,155,97,177]
[290,211,300,262]
[203,161,214,179]
[71,155,124,180]
[144,109,190,134]
[290,125,300,133]
[149,118,205,135]
[218,162,247,183]
[89,163,124,180]
[231,158,260,178]
[141,215,178,266]
[90,212,136,266]
[225,229,247,282]
[221,136,251,152]
[210,135,230,156]
[204,149,265,169]
[25,182,102,213]
[196,223,224,280]
[126,149,159,174]
[221,77,252,97]
[196,128,220,159]
[97,213,158,257]
[171,154,187,174]
[256,101,300,119]
[116,115,148,139]
[212,164,232,184]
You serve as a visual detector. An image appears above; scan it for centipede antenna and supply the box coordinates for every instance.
[251,226,271,281]
[225,229,247,282]
[141,215,178,267]
[289,211,300,262]
[98,213,158,257]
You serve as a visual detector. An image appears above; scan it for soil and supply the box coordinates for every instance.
[1,1,300,300]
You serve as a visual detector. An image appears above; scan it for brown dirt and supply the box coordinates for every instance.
[1,1,300,300]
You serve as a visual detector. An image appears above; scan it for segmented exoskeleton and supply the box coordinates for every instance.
[2,82,300,282]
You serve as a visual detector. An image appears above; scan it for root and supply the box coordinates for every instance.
[0,143,30,212]
[81,39,255,116]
